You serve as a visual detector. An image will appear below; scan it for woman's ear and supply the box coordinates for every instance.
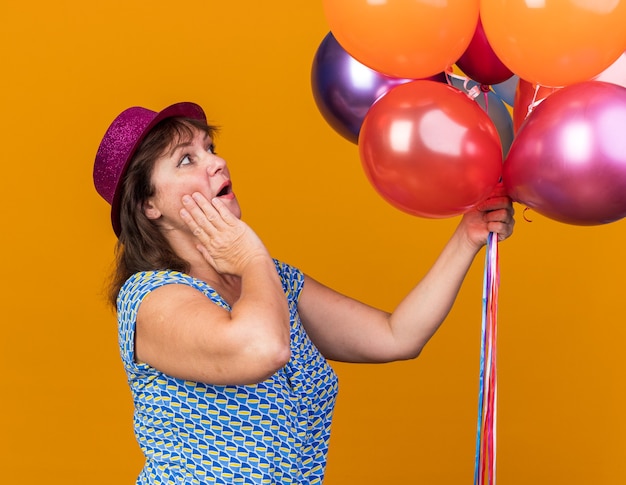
[142,200,161,220]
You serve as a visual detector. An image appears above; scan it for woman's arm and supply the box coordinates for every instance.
[134,195,291,385]
[134,257,291,385]
[299,188,514,363]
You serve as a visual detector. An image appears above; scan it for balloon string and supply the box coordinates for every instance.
[442,69,490,116]
[526,84,542,118]
[489,234,499,485]
[488,232,499,484]
[526,83,558,119]
[474,232,499,485]
[473,244,489,485]
[522,207,533,223]
[445,71,482,100]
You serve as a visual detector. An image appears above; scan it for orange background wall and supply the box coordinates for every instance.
[1,1,624,484]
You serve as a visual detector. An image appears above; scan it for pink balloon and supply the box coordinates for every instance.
[359,80,503,218]
[456,17,513,86]
[504,81,626,225]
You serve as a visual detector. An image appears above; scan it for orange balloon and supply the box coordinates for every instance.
[513,80,560,133]
[322,0,479,79]
[480,0,626,87]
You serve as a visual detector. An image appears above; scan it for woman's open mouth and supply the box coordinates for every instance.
[217,182,233,198]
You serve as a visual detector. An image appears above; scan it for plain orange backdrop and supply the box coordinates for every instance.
[1,1,625,484]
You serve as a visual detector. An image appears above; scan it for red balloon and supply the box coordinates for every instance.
[504,81,626,225]
[456,17,514,86]
[359,80,503,218]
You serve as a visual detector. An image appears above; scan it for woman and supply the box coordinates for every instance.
[93,102,515,484]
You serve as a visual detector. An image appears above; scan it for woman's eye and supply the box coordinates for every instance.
[178,155,192,167]
[208,143,217,155]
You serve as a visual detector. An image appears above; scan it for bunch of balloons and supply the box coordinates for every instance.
[311,0,626,225]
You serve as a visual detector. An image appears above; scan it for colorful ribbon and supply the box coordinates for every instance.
[474,231,499,485]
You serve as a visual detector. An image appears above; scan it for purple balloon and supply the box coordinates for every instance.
[504,81,626,225]
[311,32,445,144]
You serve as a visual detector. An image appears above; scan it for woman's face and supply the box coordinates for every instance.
[143,127,241,232]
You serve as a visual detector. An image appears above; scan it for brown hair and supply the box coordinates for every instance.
[107,117,218,307]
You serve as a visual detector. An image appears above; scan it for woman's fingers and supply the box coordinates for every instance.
[209,196,238,226]
[179,192,265,271]
[484,202,516,241]
[181,194,220,229]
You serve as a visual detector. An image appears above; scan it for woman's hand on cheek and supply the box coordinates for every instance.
[179,192,271,275]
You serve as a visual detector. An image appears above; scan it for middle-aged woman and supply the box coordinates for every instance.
[93,101,515,484]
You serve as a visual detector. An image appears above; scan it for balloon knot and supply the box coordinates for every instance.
[480,84,491,92]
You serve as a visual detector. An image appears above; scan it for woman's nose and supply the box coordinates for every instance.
[204,153,226,176]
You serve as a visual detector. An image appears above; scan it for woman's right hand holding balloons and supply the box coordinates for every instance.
[457,184,515,251]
